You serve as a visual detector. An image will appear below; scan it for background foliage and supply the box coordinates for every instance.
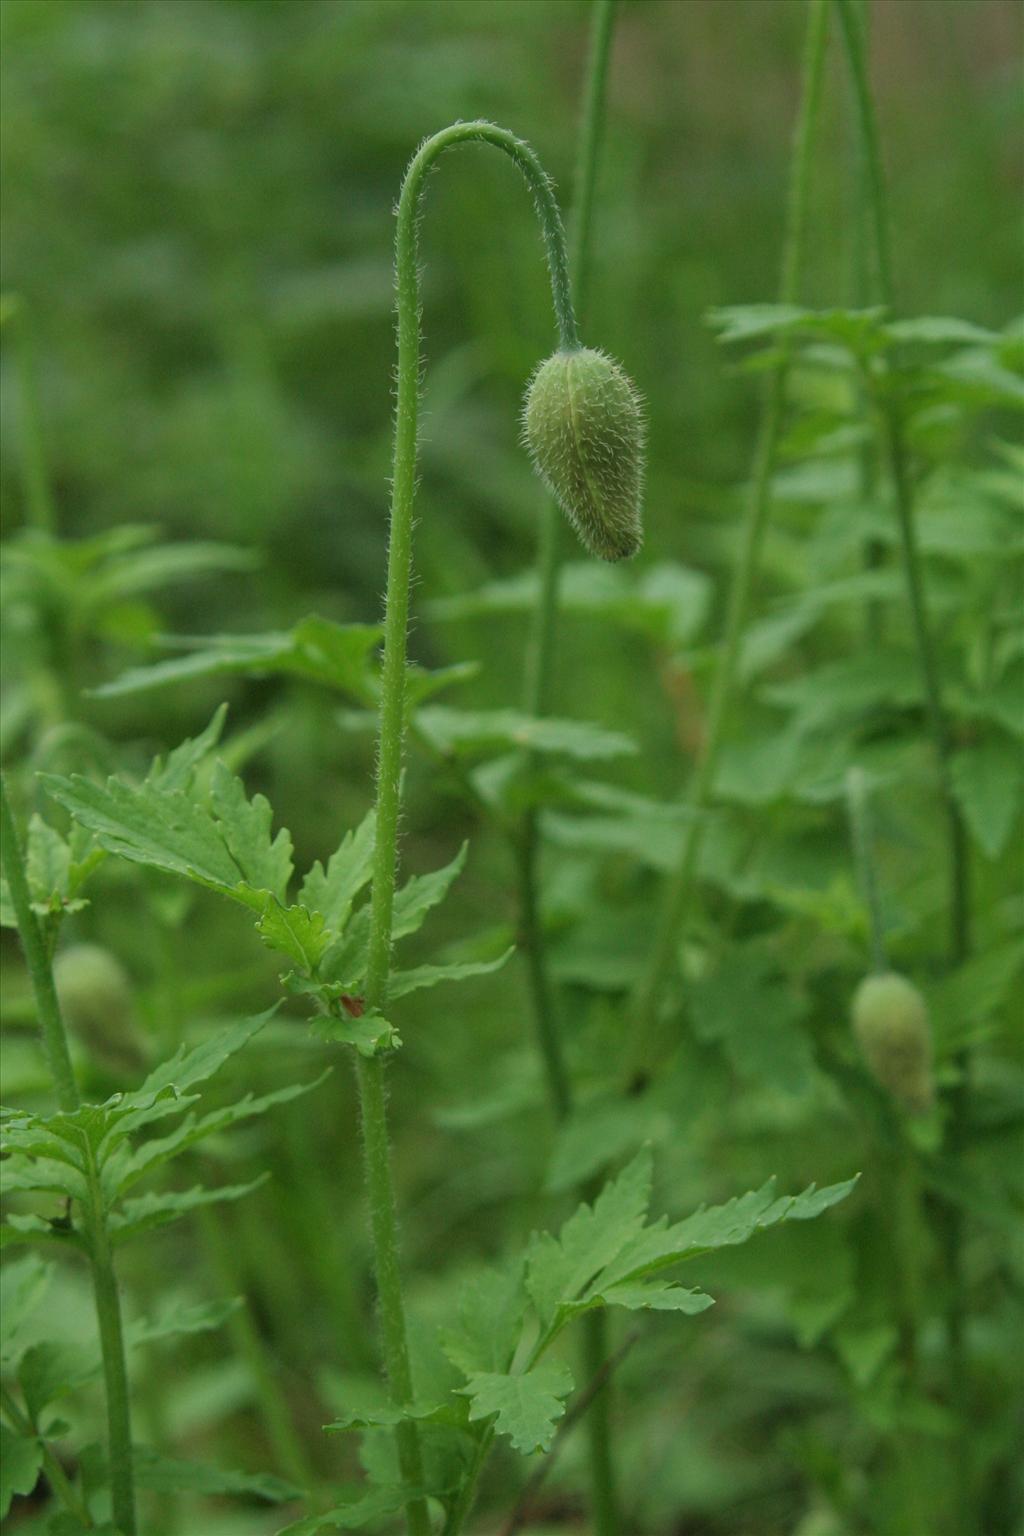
[1,2,1021,1534]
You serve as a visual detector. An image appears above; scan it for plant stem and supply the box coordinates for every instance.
[364,121,580,1535]
[81,1140,136,1535]
[629,0,831,1069]
[0,777,79,1113]
[846,766,887,972]
[517,7,621,1530]
[833,4,973,1526]
[2,776,137,1534]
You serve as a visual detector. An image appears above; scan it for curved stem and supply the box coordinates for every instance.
[516,8,621,1531]
[363,122,580,1536]
[628,0,831,1069]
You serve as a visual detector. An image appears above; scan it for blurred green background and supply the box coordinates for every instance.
[1,3,1021,1533]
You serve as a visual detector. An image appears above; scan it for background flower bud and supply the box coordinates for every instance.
[522,347,645,562]
[851,971,934,1116]
[54,943,144,1074]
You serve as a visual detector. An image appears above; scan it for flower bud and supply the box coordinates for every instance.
[522,347,645,562]
[54,944,143,1073]
[851,971,934,1115]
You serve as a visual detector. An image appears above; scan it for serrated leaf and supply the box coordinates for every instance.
[123,1011,273,1111]
[310,1009,400,1058]
[257,900,331,970]
[298,809,376,933]
[950,738,1022,859]
[148,706,227,790]
[527,1149,653,1329]
[388,949,513,1000]
[0,1423,42,1517]
[209,761,293,899]
[109,1176,268,1245]
[594,1281,714,1313]
[461,1360,573,1454]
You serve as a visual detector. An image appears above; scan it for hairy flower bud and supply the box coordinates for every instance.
[522,347,645,562]
[851,971,934,1115]
[54,944,143,1073]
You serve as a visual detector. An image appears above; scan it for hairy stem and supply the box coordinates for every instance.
[517,6,621,1530]
[364,124,581,1534]
[82,1140,136,1535]
[629,0,831,1069]
[833,3,973,1526]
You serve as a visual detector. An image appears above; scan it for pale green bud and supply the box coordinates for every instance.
[522,347,645,562]
[851,971,934,1116]
[54,944,143,1073]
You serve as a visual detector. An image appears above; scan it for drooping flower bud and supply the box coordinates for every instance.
[54,943,143,1073]
[851,971,934,1115]
[522,347,645,562]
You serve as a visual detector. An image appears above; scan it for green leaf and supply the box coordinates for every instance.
[462,1360,573,1454]
[440,1262,528,1377]
[257,901,332,971]
[148,706,227,790]
[527,1149,654,1329]
[429,561,711,651]
[594,1281,713,1313]
[19,1339,100,1418]
[109,1177,268,1245]
[128,1296,243,1348]
[388,949,513,1000]
[92,617,383,702]
[132,1446,300,1502]
[0,1256,53,1360]
[0,1423,42,1517]
[310,1008,401,1058]
[950,738,1023,859]
[324,1399,461,1432]
[209,760,293,899]
[414,708,636,762]
[274,1486,414,1534]
[885,316,999,346]
[689,948,817,1098]
[298,809,376,933]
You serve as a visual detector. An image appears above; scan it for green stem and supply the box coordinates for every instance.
[0,1383,93,1527]
[0,777,79,1113]
[517,8,621,1531]
[81,1141,136,1535]
[364,121,580,1535]
[833,5,973,1528]
[629,0,831,1069]
[846,766,887,972]
[2,777,136,1534]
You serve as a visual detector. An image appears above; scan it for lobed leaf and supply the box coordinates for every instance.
[461,1361,574,1455]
